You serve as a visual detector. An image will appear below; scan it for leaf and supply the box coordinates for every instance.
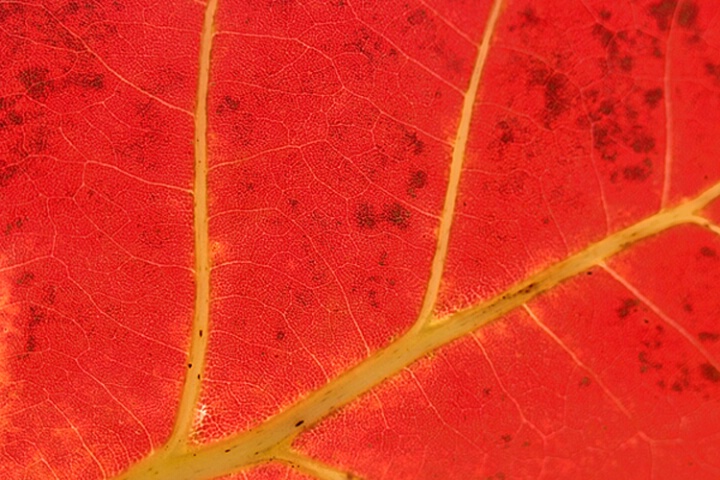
[1,0,719,479]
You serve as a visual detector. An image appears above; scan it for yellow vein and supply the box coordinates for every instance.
[166,0,219,452]
[413,0,505,331]
[114,181,720,480]
[660,3,677,208]
[274,447,363,480]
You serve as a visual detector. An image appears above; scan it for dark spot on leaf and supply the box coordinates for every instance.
[18,67,49,89]
[4,216,26,235]
[188,363,192,368]
[617,298,639,318]
[7,111,23,125]
[598,100,614,116]
[579,376,591,387]
[378,251,388,266]
[403,130,425,155]
[648,0,678,31]
[619,55,634,72]
[501,434,512,443]
[700,246,716,257]
[497,120,514,143]
[199,329,203,337]
[0,164,20,188]
[631,134,655,153]
[383,202,411,229]
[520,6,540,27]
[706,63,720,82]
[16,271,35,286]
[700,363,720,383]
[62,1,80,15]
[28,306,45,328]
[677,1,698,28]
[407,170,427,197]
[592,23,614,48]
[276,331,285,340]
[544,72,572,123]
[622,159,652,182]
[592,124,618,161]
[294,288,313,307]
[18,67,53,100]
[42,285,56,305]
[407,8,426,25]
[224,96,240,110]
[25,335,37,353]
[639,351,663,373]
[75,73,104,90]
[698,332,719,343]
[644,88,663,108]
[599,9,612,20]
[295,420,304,427]
[355,203,377,229]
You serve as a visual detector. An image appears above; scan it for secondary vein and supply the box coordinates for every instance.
[167,0,219,451]
[413,0,505,331]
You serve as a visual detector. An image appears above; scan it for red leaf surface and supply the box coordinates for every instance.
[1,0,719,479]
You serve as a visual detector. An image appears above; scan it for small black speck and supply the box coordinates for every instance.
[187,363,192,369]
[295,420,305,427]
[199,330,203,337]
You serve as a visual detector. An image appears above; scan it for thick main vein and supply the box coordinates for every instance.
[166,0,219,452]
[116,179,720,480]
[414,0,505,331]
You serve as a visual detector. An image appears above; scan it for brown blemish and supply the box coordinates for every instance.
[383,202,411,229]
[698,332,720,343]
[644,88,663,108]
[407,170,427,197]
[616,298,639,318]
[700,363,720,383]
[677,1,698,29]
[648,0,678,31]
[622,159,653,182]
[355,203,377,229]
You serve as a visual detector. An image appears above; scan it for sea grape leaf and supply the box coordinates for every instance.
[1,0,719,479]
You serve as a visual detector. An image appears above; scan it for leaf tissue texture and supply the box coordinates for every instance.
[0,0,719,479]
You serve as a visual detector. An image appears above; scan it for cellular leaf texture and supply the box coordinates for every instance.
[1,0,720,479]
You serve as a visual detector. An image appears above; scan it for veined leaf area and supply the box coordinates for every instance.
[0,1,719,480]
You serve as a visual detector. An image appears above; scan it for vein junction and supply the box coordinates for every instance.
[164,0,218,455]
[116,180,720,480]
[413,0,504,331]
[112,0,720,477]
